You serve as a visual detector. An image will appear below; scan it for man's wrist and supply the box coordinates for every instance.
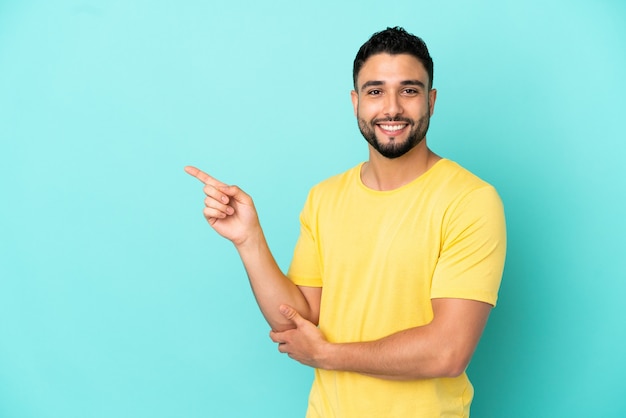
[318,341,340,371]
[233,226,265,251]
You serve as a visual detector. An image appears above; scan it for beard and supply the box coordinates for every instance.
[357,110,431,159]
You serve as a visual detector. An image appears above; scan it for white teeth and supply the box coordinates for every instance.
[379,124,405,131]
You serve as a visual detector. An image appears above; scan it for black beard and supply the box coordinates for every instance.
[357,113,430,159]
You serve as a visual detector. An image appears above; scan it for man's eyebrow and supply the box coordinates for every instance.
[360,80,384,92]
[400,80,426,89]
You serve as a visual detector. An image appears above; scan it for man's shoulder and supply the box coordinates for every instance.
[432,160,503,219]
[433,159,495,191]
[310,164,362,193]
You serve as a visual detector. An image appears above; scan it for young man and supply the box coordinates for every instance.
[186,27,506,418]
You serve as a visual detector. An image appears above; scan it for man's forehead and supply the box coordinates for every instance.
[356,53,429,87]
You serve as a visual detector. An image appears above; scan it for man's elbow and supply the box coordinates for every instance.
[435,348,472,378]
[440,359,469,378]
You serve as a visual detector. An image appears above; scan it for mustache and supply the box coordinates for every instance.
[371,116,415,126]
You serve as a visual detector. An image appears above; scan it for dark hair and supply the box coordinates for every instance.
[353,27,434,90]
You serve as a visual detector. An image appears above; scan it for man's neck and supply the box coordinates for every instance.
[360,141,441,191]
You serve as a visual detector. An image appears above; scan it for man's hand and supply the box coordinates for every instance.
[270,305,331,369]
[184,166,260,246]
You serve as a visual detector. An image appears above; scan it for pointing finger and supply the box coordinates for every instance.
[184,165,227,188]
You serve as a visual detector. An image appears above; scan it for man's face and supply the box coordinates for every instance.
[351,53,437,159]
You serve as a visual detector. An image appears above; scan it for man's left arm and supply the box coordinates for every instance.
[270,297,491,380]
[271,184,506,378]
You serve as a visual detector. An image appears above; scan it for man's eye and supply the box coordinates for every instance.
[403,88,418,95]
[368,89,382,96]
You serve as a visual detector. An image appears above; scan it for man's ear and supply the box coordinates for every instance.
[428,88,437,116]
[350,90,359,117]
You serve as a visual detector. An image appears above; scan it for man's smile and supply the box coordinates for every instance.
[377,123,408,135]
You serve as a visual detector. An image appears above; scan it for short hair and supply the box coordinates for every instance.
[353,27,434,90]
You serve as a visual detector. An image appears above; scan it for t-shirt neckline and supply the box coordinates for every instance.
[356,158,449,194]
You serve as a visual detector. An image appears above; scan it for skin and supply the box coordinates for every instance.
[184,166,318,332]
[354,54,433,161]
[352,53,439,191]
[185,52,493,379]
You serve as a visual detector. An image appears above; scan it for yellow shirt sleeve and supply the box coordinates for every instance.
[288,188,323,287]
[430,185,507,306]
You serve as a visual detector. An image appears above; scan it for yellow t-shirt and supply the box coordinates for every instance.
[288,159,506,418]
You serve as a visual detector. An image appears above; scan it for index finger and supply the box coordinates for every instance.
[184,165,227,188]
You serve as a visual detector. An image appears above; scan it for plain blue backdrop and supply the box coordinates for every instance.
[1,0,625,417]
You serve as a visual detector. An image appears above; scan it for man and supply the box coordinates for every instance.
[186,27,506,417]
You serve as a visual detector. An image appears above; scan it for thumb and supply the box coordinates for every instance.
[279,304,304,325]
[219,184,252,205]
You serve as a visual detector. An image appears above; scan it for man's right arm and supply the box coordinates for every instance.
[184,166,319,331]
[234,226,321,331]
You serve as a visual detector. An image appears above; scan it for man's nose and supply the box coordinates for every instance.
[383,94,403,118]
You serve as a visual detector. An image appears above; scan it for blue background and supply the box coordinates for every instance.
[1,0,625,417]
